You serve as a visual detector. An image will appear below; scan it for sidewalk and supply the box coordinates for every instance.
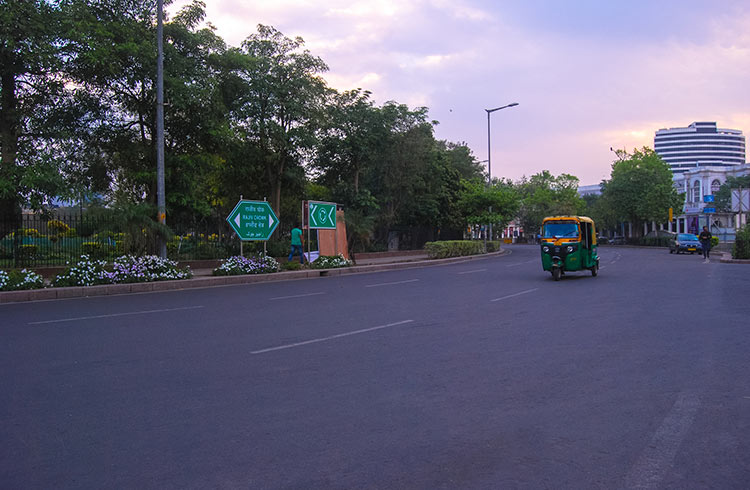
[1,250,505,303]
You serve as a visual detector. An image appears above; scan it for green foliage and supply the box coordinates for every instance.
[715,175,750,212]
[640,236,672,247]
[424,240,486,258]
[458,180,519,229]
[601,148,680,236]
[281,261,302,271]
[733,225,750,259]
[516,171,585,236]
[711,236,719,247]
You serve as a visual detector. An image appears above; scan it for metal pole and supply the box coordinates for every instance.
[239,194,243,257]
[156,0,166,258]
[487,110,492,246]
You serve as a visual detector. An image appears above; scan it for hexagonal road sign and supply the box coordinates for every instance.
[226,200,279,240]
[308,201,337,229]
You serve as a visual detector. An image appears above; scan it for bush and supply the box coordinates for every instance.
[213,255,280,275]
[310,254,352,269]
[18,244,38,260]
[424,240,486,259]
[711,236,719,247]
[0,269,45,291]
[281,261,302,271]
[640,236,672,247]
[733,225,750,259]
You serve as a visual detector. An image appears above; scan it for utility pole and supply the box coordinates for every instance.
[156,0,167,258]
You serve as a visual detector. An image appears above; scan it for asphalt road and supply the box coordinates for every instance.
[1,245,749,489]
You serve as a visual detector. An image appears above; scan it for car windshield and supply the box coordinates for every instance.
[678,234,698,241]
[542,222,579,238]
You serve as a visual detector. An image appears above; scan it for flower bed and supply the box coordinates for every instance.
[52,254,192,287]
[309,254,352,269]
[0,269,45,291]
[212,255,280,275]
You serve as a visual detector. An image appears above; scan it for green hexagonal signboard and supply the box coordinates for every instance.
[226,200,279,241]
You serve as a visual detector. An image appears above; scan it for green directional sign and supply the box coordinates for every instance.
[227,200,279,240]
[308,201,337,229]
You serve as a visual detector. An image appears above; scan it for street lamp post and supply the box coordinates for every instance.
[485,102,518,243]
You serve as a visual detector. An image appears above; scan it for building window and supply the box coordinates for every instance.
[692,180,701,203]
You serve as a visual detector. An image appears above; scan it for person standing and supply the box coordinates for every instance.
[288,223,305,264]
[698,225,712,263]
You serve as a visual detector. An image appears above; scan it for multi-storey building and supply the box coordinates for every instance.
[654,121,745,173]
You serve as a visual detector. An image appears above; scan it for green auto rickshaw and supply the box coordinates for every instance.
[540,216,599,281]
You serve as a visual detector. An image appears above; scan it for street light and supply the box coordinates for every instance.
[485,102,518,242]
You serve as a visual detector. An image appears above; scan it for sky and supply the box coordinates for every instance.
[168,0,750,185]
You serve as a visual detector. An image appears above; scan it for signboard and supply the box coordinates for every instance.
[731,189,750,212]
[703,195,714,203]
[703,207,716,214]
[226,200,278,240]
[308,201,337,229]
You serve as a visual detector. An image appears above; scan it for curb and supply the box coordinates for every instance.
[0,250,510,304]
[719,252,750,264]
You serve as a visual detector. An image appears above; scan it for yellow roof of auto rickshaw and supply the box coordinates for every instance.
[542,216,595,224]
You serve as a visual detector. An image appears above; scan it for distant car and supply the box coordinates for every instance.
[597,235,609,244]
[669,233,703,254]
[610,236,626,245]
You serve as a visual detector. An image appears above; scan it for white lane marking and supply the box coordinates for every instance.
[28,305,205,325]
[457,269,487,275]
[506,259,538,267]
[364,279,419,288]
[623,392,701,490]
[490,288,538,302]
[270,292,325,301]
[251,319,415,354]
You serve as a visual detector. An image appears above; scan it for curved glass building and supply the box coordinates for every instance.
[654,121,745,173]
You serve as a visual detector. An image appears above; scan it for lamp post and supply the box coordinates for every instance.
[485,102,518,243]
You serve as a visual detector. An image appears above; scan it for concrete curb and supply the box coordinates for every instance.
[719,252,750,264]
[0,250,510,304]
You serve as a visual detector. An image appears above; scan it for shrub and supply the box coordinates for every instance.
[733,225,750,259]
[0,269,45,291]
[424,240,486,259]
[22,228,41,237]
[213,255,280,275]
[710,236,719,247]
[18,244,38,259]
[281,261,302,271]
[310,254,352,269]
[640,236,672,247]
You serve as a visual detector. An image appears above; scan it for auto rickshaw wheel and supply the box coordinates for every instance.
[552,268,561,281]
[591,264,598,276]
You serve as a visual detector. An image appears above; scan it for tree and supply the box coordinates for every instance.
[715,175,750,212]
[234,25,328,218]
[515,170,585,237]
[458,179,519,232]
[0,0,70,222]
[601,147,681,237]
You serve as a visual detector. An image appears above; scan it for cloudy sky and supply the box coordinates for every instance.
[168,0,750,185]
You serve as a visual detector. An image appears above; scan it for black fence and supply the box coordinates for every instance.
[0,213,263,268]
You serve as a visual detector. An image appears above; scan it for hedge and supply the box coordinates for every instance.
[424,240,500,259]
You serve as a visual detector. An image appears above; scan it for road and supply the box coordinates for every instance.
[1,245,749,489]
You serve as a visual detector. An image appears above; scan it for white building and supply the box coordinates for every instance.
[654,122,745,173]
[672,163,750,241]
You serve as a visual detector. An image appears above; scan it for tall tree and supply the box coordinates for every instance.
[0,0,69,222]
[235,25,328,217]
[601,147,681,237]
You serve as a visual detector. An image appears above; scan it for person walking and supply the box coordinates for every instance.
[698,225,712,263]
[288,223,305,265]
